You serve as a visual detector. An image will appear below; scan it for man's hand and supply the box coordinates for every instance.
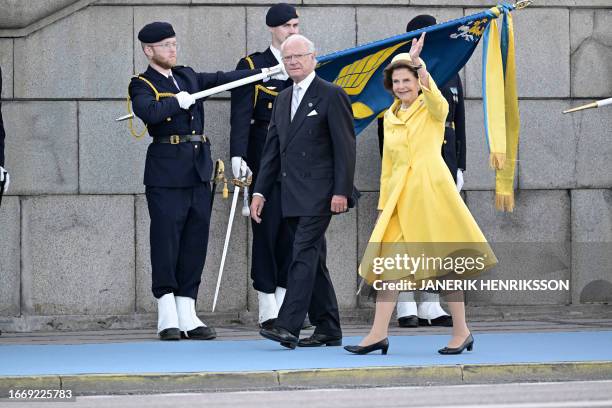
[250,195,265,223]
[331,195,348,213]
[0,166,10,194]
[231,157,251,179]
[175,91,195,109]
[456,169,464,192]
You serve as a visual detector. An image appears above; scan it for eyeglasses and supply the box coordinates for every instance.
[149,42,179,50]
[281,52,312,63]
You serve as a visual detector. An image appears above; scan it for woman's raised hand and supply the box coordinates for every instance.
[409,32,426,63]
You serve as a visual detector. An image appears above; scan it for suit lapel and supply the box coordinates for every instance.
[277,89,293,151]
[286,76,322,147]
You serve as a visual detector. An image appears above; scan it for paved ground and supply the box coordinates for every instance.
[5,381,612,407]
[1,320,611,397]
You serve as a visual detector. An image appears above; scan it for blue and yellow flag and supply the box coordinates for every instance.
[316,3,521,211]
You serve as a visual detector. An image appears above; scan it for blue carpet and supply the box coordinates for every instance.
[1,331,611,376]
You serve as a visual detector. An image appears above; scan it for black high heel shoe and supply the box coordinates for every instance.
[438,333,474,355]
[344,338,389,355]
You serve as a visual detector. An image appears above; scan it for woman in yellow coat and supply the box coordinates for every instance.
[345,33,497,356]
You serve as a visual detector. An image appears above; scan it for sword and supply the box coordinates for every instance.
[211,172,252,312]
[116,66,283,122]
[210,159,228,212]
[563,97,612,114]
[0,170,6,208]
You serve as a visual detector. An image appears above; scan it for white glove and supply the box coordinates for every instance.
[263,63,285,78]
[231,156,252,179]
[175,91,195,110]
[456,169,464,192]
[0,166,10,194]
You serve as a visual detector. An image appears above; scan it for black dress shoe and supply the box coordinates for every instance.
[398,315,419,328]
[298,333,342,347]
[260,318,276,330]
[181,326,216,340]
[159,328,180,341]
[438,333,474,355]
[419,315,453,327]
[344,338,389,355]
[260,327,298,349]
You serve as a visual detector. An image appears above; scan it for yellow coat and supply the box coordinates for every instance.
[359,77,497,285]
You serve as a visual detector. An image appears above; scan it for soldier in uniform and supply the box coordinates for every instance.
[130,21,278,341]
[230,3,299,329]
[377,15,466,328]
[0,65,9,197]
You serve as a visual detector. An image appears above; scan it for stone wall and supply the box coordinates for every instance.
[1,0,611,332]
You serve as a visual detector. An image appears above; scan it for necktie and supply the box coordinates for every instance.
[168,74,180,91]
[291,85,301,121]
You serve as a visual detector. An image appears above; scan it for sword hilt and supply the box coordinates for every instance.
[231,175,252,188]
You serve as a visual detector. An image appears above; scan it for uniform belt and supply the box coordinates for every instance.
[251,119,269,130]
[152,134,207,144]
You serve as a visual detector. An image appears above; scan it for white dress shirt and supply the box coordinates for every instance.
[291,70,316,120]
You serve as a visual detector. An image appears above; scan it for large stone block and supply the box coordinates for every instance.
[203,100,231,166]
[327,210,358,308]
[463,99,497,190]
[355,120,381,192]
[14,6,132,98]
[134,6,246,75]
[0,0,79,29]
[0,196,20,317]
[246,6,355,56]
[518,100,576,189]
[99,0,188,4]
[356,7,463,44]
[571,189,612,304]
[0,39,13,99]
[465,8,570,98]
[572,100,612,188]
[79,101,149,194]
[21,195,136,315]
[136,193,249,313]
[570,10,612,98]
[2,101,78,195]
[357,191,379,259]
[465,190,571,305]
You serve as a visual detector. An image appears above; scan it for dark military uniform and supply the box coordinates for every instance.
[440,74,466,181]
[129,64,260,300]
[0,66,6,168]
[230,49,294,294]
[377,73,466,180]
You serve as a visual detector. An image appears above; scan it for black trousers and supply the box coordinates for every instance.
[146,184,211,299]
[250,182,292,293]
[274,215,341,338]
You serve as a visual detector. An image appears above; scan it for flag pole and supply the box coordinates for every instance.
[513,0,533,10]
[563,97,612,114]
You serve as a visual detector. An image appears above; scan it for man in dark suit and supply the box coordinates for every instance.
[129,21,277,341]
[0,65,9,198]
[230,3,298,329]
[377,14,466,328]
[250,34,356,349]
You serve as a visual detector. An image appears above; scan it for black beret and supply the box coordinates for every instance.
[406,14,437,33]
[266,3,298,27]
[138,22,176,43]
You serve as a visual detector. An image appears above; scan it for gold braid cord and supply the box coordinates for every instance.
[127,76,175,139]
